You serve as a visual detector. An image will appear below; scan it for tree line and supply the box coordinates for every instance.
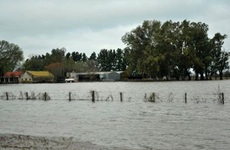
[0,19,229,82]
[122,20,229,80]
[22,48,127,82]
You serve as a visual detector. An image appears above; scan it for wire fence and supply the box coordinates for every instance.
[0,90,226,104]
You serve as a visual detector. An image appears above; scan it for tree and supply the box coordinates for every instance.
[71,51,88,62]
[188,22,210,80]
[63,58,77,72]
[66,52,71,60]
[97,49,123,71]
[0,40,24,75]
[97,49,109,71]
[50,48,66,63]
[218,51,229,80]
[89,52,97,60]
[45,62,65,82]
[23,55,45,71]
[122,20,162,78]
[82,53,88,62]
[115,48,127,71]
[210,33,228,80]
[155,20,180,79]
[23,47,66,71]
[122,20,228,80]
[85,60,99,72]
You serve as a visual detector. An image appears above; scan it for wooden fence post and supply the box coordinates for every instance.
[26,92,29,100]
[221,92,224,104]
[120,92,123,102]
[152,93,155,102]
[6,92,9,100]
[92,91,95,103]
[44,92,47,101]
[149,93,155,102]
[185,93,187,103]
[69,92,71,101]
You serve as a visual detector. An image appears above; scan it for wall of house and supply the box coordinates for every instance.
[70,72,78,82]
[20,72,33,83]
[3,77,12,83]
[65,71,122,82]
[105,72,121,81]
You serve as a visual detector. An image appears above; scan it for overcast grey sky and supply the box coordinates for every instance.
[1,0,230,58]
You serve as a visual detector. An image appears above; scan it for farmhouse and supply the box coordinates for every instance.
[2,71,22,83]
[20,71,54,83]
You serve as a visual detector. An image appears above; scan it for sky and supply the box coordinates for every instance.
[1,0,230,58]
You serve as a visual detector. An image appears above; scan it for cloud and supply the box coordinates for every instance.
[0,0,230,58]
[13,25,136,57]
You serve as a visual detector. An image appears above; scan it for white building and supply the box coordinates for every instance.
[65,71,123,82]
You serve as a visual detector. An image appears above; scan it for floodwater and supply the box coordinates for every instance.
[0,81,230,149]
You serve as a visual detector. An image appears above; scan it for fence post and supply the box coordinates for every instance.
[152,93,155,102]
[120,92,123,102]
[221,92,224,104]
[92,91,95,103]
[69,92,71,101]
[6,92,9,100]
[26,92,29,100]
[149,93,155,102]
[185,93,187,103]
[44,92,47,101]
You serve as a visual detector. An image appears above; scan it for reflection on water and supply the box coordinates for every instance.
[0,81,230,149]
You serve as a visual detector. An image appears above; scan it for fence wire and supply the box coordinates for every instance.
[0,90,226,104]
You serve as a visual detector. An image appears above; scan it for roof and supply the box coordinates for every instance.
[27,71,54,78]
[4,71,23,77]
[73,71,124,76]
[12,71,23,77]
[4,72,12,77]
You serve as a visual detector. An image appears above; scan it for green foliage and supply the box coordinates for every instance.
[89,52,97,60]
[45,62,64,82]
[122,19,229,80]
[209,33,228,79]
[50,48,66,63]
[71,51,88,62]
[22,48,100,82]
[97,48,127,71]
[0,40,24,75]
[23,55,45,71]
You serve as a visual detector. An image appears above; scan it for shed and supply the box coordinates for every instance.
[20,71,54,83]
[100,71,121,81]
[66,71,123,82]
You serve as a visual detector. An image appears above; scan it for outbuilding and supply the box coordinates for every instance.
[20,71,54,83]
[99,71,121,81]
[66,71,123,82]
[3,71,22,83]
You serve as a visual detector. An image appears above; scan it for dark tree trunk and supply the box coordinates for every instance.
[220,71,223,80]
[200,72,204,80]
[195,73,199,80]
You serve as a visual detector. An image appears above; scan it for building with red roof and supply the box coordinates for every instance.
[3,71,23,83]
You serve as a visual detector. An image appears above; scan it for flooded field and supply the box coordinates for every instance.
[0,81,230,149]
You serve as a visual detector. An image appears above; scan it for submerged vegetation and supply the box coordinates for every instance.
[0,20,229,81]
